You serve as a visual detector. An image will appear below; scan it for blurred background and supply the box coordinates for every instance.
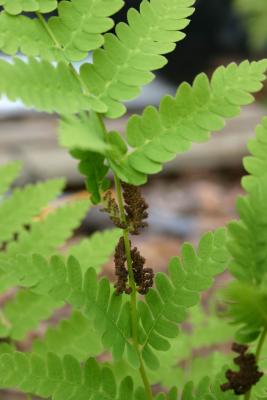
[1,1,267,395]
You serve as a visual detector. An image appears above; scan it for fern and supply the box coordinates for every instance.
[137,228,229,369]
[118,60,267,183]
[0,0,124,61]
[0,58,107,114]
[0,351,136,400]
[80,0,195,118]
[0,161,21,196]
[32,311,103,361]
[0,178,64,243]
[68,228,122,273]
[0,0,57,14]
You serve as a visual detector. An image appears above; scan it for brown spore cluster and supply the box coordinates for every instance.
[221,342,263,395]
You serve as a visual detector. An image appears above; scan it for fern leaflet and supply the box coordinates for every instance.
[0,58,107,114]
[0,178,64,244]
[0,161,21,196]
[0,0,57,14]
[138,228,229,369]
[0,351,135,400]
[80,0,195,118]
[116,60,267,184]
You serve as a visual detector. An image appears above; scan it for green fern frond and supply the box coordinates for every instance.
[32,311,103,361]
[68,228,122,273]
[0,291,62,340]
[3,199,90,260]
[0,12,64,61]
[0,0,124,61]
[242,116,267,192]
[0,255,137,367]
[0,161,21,196]
[138,228,229,369]
[120,60,267,183]
[0,0,57,14]
[80,0,195,118]
[0,58,107,114]
[0,351,135,400]
[0,178,64,244]
[48,0,124,61]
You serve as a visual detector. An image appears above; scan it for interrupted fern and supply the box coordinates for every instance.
[1,0,267,399]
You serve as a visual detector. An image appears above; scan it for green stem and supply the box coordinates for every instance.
[114,175,154,400]
[244,326,267,400]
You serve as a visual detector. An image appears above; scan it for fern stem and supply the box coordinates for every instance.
[244,325,267,400]
[36,12,61,49]
[114,174,154,400]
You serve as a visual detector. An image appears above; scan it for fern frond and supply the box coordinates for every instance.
[0,351,135,400]
[48,0,124,61]
[32,311,103,361]
[0,255,137,367]
[0,0,124,61]
[68,228,122,273]
[0,0,57,14]
[0,161,21,196]
[120,60,267,184]
[0,291,62,340]
[242,116,267,192]
[0,58,107,114]
[138,228,229,369]
[0,12,64,61]
[80,0,195,118]
[0,199,89,265]
[0,178,64,244]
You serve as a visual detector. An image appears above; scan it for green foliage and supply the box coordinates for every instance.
[0,0,57,14]
[1,0,267,398]
[234,0,267,50]
[32,311,103,360]
[0,178,65,243]
[0,58,107,114]
[225,117,267,343]
[123,60,267,183]
[138,229,229,369]
[80,0,195,118]
[0,161,21,196]
[0,351,136,400]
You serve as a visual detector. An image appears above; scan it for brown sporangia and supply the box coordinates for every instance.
[221,342,263,395]
[114,236,132,295]
[114,237,154,296]
[131,246,154,295]
[121,183,149,235]
[101,191,127,229]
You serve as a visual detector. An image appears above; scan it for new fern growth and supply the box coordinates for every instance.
[1,0,267,399]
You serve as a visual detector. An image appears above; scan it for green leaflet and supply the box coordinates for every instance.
[0,290,62,340]
[0,0,124,61]
[0,160,21,196]
[80,0,195,118]
[0,58,107,114]
[48,0,124,61]
[0,0,57,14]
[32,311,103,360]
[68,228,122,273]
[0,12,64,61]
[0,178,65,244]
[0,199,89,267]
[138,228,230,369]
[0,255,137,368]
[124,60,267,183]
[59,113,109,154]
[0,352,136,400]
